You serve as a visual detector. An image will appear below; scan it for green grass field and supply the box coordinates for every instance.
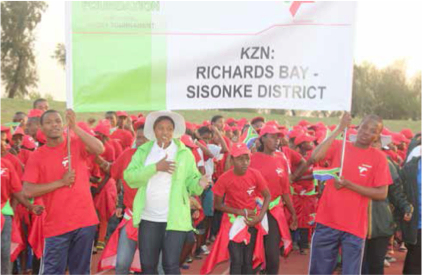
[1,98,421,133]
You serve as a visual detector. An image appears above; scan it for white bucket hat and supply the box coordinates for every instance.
[144,111,186,141]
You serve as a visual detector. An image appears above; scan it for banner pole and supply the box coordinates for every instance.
[65,2,73,173]
[339,127,347,177]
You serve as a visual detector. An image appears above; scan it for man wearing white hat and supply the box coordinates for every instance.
[124,111,209,275]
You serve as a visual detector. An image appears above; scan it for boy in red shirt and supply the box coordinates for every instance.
[22,109,104,275]
[308,113,392,275]
[201,143,271,275]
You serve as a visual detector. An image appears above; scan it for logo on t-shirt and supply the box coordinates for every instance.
[358,164,372,177]
[62,157,69,169]
[276,168,284,177]
[0,168,7,176]
[247,186,256,196]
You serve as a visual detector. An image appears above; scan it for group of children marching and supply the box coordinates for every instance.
[1,98,421,275]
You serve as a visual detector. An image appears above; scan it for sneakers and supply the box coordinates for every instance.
[186,256,193,263]
[201,245,210,255]
[180,264,190,270]
[384,259,391,267]
[299,249,308,255]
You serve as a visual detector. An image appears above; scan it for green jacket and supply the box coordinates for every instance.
[123,139,203,231]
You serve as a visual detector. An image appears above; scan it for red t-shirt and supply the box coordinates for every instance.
[18,149,33,166]
[3,152,23,178]
[111,148,137,210]
[250,152,290,200]
[1,158,22,206]
[316,140,393,239]
[111,129,134,150]
[22,136,99,238]
[102,141,116,163]
[213,168,268,210]
[281,147,303,174]
[110,139,123,159]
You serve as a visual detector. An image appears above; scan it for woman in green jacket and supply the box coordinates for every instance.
[124,111,209,275]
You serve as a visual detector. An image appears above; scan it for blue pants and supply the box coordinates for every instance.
[309,223,365,275]
[139,220,188,275]
[1,215,12,275]
[115,225,137,274]
[40,225,96,275]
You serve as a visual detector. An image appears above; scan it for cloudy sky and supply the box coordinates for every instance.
[13,1,423,101]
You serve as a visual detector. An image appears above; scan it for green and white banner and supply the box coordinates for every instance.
[66,1,356,112]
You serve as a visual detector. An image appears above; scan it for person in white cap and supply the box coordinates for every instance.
[124,110,209,275]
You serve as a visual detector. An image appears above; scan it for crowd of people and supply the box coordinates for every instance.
[1,98,421,275]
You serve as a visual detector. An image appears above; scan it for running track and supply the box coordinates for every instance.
[92,247,406,275]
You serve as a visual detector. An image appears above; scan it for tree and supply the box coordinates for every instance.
[52,43,65,69]
[1,1,48,98]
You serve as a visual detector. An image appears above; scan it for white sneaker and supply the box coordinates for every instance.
[201,245,210,255]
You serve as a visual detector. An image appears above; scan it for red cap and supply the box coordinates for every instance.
[181,134,198,149]
[116,111,128,118]
[12,127,25,136]
[226,118,236,125]
[36,129,46,144]
[250,116,265,125]
[22,135,36,149]
[315,129,327,144]
[328,125,337,131]
[297,120,311,127]
[237,118,248,127]
[289,129,305,139]
[185,122,194,131]
[202,120,211,127]
[401,129,414,140]
[230,143,251,157]
[94,120,111,137]
[130,115,138,122]
[224,124,232,132]
[1,126,12,142]
[28,109,44,118]
[1,126,10,132]
[294,134,316,146]
[138,113,144,118]
[77,122,95,136]
[259,124,283,138]
[392,133,410,145]
[134,117,146,130]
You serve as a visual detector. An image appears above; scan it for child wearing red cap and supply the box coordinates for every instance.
[201,143,271,275]
[250,125,297,274]
[292,134,318,255]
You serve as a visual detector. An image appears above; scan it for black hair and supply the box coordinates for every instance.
[105,111,117,117]
[14,111,27,117]
[360,114,384,132]
[198,126,212,136]
[33,98,47,108]
[27,116,40,125]
[154,116,175,129]
[251,117,265,125]
[211,115,223,124]
[136,125,144,131]
[40,110,60,125]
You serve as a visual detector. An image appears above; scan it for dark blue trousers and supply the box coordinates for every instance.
[309,223,365,275]
[40,225,96,275]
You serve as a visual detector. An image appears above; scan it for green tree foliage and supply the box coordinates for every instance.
[1,1,48,98]
[352,60,421,120]
[52,43,65,69]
